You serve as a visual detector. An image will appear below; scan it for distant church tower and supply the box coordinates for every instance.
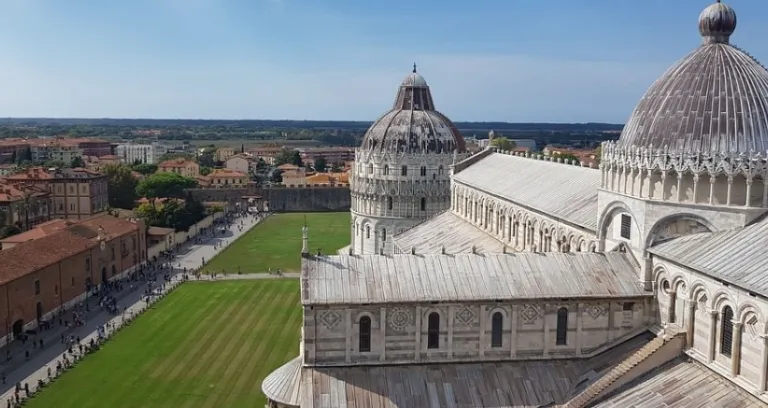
[349,64,468,254]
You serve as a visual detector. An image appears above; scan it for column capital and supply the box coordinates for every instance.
[732,321,743,328]
[709,310,719,317]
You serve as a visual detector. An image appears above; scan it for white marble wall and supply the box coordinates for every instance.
[303,299,648,367]
[653,259,768,395]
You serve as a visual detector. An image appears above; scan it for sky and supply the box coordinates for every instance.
[0,0,767,123]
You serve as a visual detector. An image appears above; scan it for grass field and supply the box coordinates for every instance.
[27,280,301,408]
[204,212,350,273]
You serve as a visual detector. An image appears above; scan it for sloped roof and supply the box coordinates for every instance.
[452,152,600,231]
[301,252,646,305]
[649,216,768,296]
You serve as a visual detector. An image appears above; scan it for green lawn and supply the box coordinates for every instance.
[205,212,350,273]
[28,280,301,408]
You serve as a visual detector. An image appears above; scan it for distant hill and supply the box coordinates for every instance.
[0,118,623,133]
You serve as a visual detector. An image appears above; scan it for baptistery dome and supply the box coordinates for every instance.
[618,0,768,154]
[360,65,466,154]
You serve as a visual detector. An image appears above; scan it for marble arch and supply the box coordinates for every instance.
[645,213,715,248]
[736,302,763,325]
[596,200,636,241]
[711,291,736,313]
[688,281,711,304]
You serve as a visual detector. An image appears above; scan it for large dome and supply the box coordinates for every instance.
[360,65,466,154]
[618,1,768,154]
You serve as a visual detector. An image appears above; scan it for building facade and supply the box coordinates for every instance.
[0,214,146,343]
[225,154,255,175]
[116,143,167,165]
[0,181,53,233]
[348,66,468,255]
[157,158,200,178]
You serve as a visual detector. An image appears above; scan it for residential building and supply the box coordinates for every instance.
[0,214,146,342]
[157,158,200,178]
[247,145,283,165]
[297,147,355,167]
[225,154,255,175]
[214,147,236,162]
[69,138,113,157]
[3,167,109,220]
[277,164,306,186]
[28,139,84,164]
[115,142,168,165]
[0,140,29,164]
[202,169,249,188]
[304,172,350,186]
[264,5,768,407]
[0,181,53,232]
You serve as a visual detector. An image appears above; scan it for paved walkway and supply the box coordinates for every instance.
[0,212,273,405]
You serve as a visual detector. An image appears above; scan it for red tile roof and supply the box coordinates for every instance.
[0,213,139,285]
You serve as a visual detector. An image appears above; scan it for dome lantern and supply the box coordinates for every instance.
[698,0,737,44]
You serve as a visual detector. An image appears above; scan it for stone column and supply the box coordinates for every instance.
[607,302,615,342]
[414,306,422,362]
[510,305,518,359]
[686,301,696,348]
[379,308,387,362]
[479,306,486,357]
[542,305,550,356]
[708,310,718,363]
[709,176,716,205]
[345,309,352,363]
[759,335,768,392]
[576,303,583,355]
[447,306,455,359]
[667,292,677,324]
[731,322,743,377]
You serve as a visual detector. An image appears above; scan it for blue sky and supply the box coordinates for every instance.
[0,0,767,123]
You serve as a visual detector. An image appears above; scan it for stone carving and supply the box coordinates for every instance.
[585,305,605,320]
[520,304,541,324]
[388,307,414,332]
[319,310,342,329]
[454,306,477,325]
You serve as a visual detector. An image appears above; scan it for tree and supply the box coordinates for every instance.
[240,144,245,153]
[330,162,343,172]
[270,169,283,184]
[197,148,216,168]
[134,193,207,231]
[136,172,198,199]
[103,164,139,210]
[491,137,516,151]
[42,160,66,169]
[314,157,327,172]
[255,158,268,172]
[70,156,85,168]
[131,163,158,175]
[200,166,212,176]
[274,148,302,167]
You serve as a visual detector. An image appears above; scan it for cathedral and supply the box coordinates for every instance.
[263,2,768,407]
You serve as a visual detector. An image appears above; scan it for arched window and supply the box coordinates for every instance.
[438,165,444,175]
[381,228,387,242]
[427,312,440,349]
[367,164,373,174]
[491,312,503,347]
[721,306,734,357]
[366,225,370,239]
[383,165,389,175]
[556,307,568,345]
[420,166,427,176]
[420,197,427,211]
[359,316,371,352]
[401,166,408,176]
[387,196,393,210]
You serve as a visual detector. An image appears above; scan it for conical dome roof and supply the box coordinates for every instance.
[618,1,768,154]
[360,65,466,155]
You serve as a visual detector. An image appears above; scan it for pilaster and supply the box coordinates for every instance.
[379,307,386,361]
